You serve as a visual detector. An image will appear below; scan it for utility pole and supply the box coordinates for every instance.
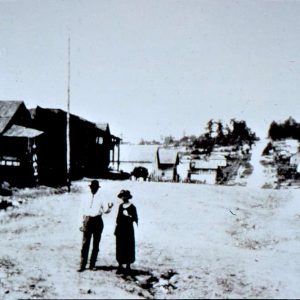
[66,35,71,193]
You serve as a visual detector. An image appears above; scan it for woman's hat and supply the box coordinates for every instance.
[89,180,100,188]
[117,189,132,199]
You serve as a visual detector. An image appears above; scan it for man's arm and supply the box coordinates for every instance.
[100,202,114,214]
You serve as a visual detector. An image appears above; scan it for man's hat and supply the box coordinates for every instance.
[89,180,100,188]
[117,189,132,199]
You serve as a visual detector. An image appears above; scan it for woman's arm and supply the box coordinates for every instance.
[131,205,138,225]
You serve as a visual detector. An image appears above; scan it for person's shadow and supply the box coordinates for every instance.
[93,265,178,298]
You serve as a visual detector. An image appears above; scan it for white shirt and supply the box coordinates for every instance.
[79,192,112,220]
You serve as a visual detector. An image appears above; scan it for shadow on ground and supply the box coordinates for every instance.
[93,265,178,298]
[94,265,152,276]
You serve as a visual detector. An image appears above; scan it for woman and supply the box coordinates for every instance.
[115,189,138,274]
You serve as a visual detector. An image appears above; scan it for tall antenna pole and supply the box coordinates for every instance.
[66,35,71,192]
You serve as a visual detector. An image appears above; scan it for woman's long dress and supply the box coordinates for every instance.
[115,203,138,264]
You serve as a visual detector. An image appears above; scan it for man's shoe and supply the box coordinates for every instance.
[116,267,124,275]
[77,267,85,272]
[89,266,97,271]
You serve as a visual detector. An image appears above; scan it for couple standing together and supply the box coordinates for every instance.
[77,180,138,274]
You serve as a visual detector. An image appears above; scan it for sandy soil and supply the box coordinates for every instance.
[1,179,300,299]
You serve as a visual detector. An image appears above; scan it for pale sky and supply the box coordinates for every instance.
[1,0,300,143]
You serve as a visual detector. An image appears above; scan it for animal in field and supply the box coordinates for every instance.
[131,166,149,181]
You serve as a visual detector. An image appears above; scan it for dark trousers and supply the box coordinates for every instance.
[80,215,104,269]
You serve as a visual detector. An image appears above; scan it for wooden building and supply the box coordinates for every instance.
[0,101,121,187]
[0,101,43,186]
[30,106,121,185]
[96,123,121,172]
[151,148,180,181]
[188,159,219,184]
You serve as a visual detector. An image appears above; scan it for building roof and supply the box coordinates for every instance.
[157,148,179,165]
[0,101,23,133]
[33,107,92,125]
[31,106,120,140]
[0,101,23,117]
[3,125,43,138]
[0,118,11,134]
[120,144,157,162]
[210,153,227,160]
[192,159,219,170]
[96,123,110,132]
[111,134,121,141]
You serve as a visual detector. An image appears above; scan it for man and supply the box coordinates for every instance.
[77,180,113,272]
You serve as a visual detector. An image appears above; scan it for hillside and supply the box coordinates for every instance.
[1,180,300,299]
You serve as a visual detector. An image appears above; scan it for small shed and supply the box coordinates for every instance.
[188,159,219,184]
[152,148,179,181]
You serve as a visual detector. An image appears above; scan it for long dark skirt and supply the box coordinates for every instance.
[115,223,135,264]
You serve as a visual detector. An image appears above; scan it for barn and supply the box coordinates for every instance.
[151,147,180,182]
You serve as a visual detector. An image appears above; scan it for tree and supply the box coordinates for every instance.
[206,119,214,138]
[268,121,280,140]
[268,117,300,141]
[215,120,225,145]
[164,135,175,145]
[139,138,146,145]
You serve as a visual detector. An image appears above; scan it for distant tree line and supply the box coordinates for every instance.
[138,119,259,149]
[138,138,161,145]
[139,135,197,146]
[268,117,300,141]
[192,119,259,152]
